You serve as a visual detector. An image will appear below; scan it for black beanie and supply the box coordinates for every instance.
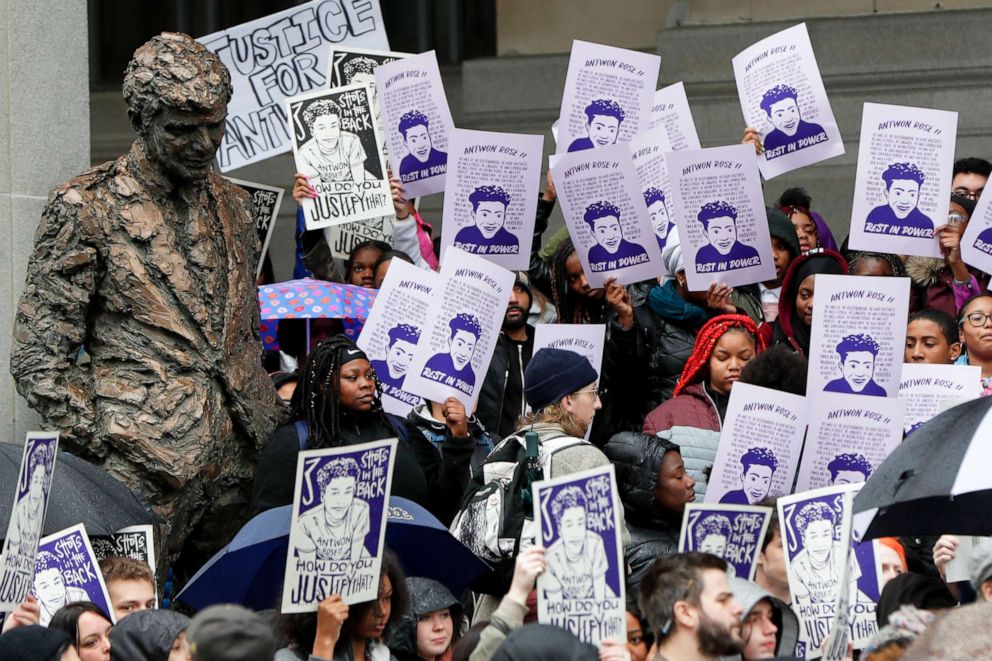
[766,206,801,259]
[0,625,71,661]
[524,348,598,410]
[876,572,957,627]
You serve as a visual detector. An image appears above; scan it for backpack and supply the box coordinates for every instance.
[449,429,581,595]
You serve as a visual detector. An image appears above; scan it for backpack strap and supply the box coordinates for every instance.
[294,420,309,451]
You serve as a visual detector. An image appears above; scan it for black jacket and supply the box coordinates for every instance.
[109,610,190,661]
[476,325,535,440]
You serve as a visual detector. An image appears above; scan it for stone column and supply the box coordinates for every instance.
[0,0,90,442]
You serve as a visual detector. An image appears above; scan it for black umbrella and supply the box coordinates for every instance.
[853,396,992,540]
[0,443,161,538]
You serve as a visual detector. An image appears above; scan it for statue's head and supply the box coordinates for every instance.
[123,32,232,183]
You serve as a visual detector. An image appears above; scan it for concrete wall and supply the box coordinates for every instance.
[1,0,90,442]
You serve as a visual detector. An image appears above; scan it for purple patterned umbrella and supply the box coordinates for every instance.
[258,279,377,340]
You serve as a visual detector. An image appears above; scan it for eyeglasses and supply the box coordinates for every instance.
[571,387,602,399]
[953,188,983,201]
[947,212,968,226]
[963,311,992,327]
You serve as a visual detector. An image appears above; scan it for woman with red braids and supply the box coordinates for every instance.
[642,314,765,498]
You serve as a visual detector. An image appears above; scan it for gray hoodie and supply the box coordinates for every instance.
[724,577,799,661]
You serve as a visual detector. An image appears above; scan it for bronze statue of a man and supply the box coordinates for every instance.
[10,33,284,570]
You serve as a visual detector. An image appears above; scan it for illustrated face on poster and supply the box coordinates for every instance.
[200,0,389,172]
[650,82,701,152]
[357,259,437,416]
[403,248,515,410]
[533,466,626,645]
[666,144,776,290]
[556,40,660,156]
[807,275,909,399]
[898,363,981,433]
[283,439,397,611]
[0,432,59,611]
[288,84,391,230]
[92,525,156,573]
[630,130,675,255]
[678,504,772,580]
[795,392,903,493]
[553,143,663,287]
[959,188,992,272]
[328,46,409,129]
[848,103,957,259]
[374,51,454,197]
[532,324,606,439]
[33,525,114,626]
[780,485,880,654]
[707,385,808,507]
[225,178,284,277]
[441,129,543,269]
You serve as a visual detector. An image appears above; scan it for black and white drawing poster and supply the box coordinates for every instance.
[226,177,285,277]
[288,83,391,229]
[282,438,397,612]
[357,258,438,416]
[327,216,395,260]
[533,465,625,645]
[33,524,114,626]
[375,51,454,197]
[403,248,515,410]
[92,525,156,576]
[665,144,776,290]
[706,383,807,506]
[848,103,957,259]
[556,40,660,156]
[678,503,773,580]
[200,0,389,172]
[732,23,844,179]
[650,82,701,152]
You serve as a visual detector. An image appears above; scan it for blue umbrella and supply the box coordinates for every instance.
[176,497,490,611]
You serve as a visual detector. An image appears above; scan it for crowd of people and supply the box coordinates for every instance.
[5,26,992,661]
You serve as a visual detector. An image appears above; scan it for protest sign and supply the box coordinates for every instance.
[226,178,285,277]
[282,438,397,612]
[357,259,438,416]
[960,188,992,272]
[650,82,700,151]
[200,0,388,172]
[630,130,677,259]
[807,274,910,399]
[375,51,454,197]
[553,143,663,287]
[678,504,772,580]
[532,324,606,439]
[945,536,985,583]
[327,216,395,259]
[533,465,625,645]
[795,393,903,493]
[706,383,807,505]
[732,23,844,179]
[92,525,156,574]
[33,524,114,625]
[288,83,391,230]
[848,103,957,259]
[0,432,59,612]
[557,40,660,155]
[403,248,515,410]
[439,129,543,270]
[780,484,881,656]
[899,363,981,434]
[665,144,776,290]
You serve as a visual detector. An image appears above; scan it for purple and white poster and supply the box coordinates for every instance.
[630,130,677,258]
[848,103,957,259]
[732,23,844,179]
[706,383,807,506]
[960,188,992,273]
[553,143,663,287]
[92,525,156,576]
[533,465,625,645]
[556,40,660,156]
[33,524,114,626]
[780,484,881,655]
[200,0,389,172]
[898,363,981,434]
[282,439,397,612]
[666,144,776,290]
[649,82,700,152]
[0,432,59,612]
[357,259,438,416]
[807,274,910,399]
[288,84,391,229]
[440,129,544,269]
[225,177,285,278]
[403,248,515,410]
[532,324,606,439]
[678,504,772,581]
[375,51,454,197]
[795,393,903,493]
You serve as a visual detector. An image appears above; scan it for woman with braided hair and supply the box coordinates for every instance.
[249,336,475,521]
[642,314,765,498]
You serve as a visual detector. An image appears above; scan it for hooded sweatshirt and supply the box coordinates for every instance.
[110,609,190,661]
[722,577,800,661]
[389,577,462,661]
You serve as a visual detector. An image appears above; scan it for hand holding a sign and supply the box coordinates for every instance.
[313,594,350,659]
[508,547,547,606]
[933,534,959,582]
[598,639,633,661]
[605,277,634,330]
[543,169,557,203]
[391,174,411,219]
[707,283,737,314]
[742,127,764,154]
[293,173,318,203]
[0,595,40,634]
[442,397,470,439]
[936,223,971,283]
